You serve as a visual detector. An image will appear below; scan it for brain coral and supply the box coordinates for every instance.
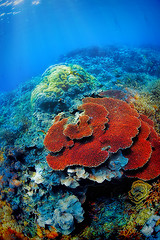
[31,64,100,112]
[44,96,160,181]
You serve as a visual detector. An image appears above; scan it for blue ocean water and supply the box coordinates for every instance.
[0,0,160,92]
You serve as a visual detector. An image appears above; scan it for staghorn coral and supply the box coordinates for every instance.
[128,180,152,205]
[118,225,139,240]
[36,224,59,239]
[117,207,154,240]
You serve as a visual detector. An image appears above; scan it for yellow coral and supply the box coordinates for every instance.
[36,225,44,238]
[118,226,137,239]
[131,80,160,133]
[144,179,160,207]
[0,200,24,238]
[31,64,98,107]
[128,180,152,205]
[135,208,154,225]
[0,148,5,162]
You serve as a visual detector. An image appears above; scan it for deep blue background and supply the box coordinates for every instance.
[0,0,160,92]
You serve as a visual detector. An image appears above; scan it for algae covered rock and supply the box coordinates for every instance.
[53,195,84,235]
[31,64,101,113]
[37,194,84,235]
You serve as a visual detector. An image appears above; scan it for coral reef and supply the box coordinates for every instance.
[0,46,160,239]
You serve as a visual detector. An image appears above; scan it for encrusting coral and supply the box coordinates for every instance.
[129,80,160,134]
[31,64,101,113]
[44,97,160,181]
[0,200,27,240]
[128,180,152,205]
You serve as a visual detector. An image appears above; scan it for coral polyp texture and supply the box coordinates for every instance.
[44,97,160,181]
[31,64,101,113]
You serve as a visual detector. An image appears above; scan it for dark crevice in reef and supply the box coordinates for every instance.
[85,177,133,201]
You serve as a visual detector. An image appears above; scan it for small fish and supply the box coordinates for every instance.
[37,130,46,135]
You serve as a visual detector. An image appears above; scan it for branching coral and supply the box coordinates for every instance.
[118,225,139,240]
[144,179,160,208]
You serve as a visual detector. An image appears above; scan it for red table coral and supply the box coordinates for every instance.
[44,116,74,153]
[125,137,160,181]
[125,114,160,180]
[45,102,110,169]
[124,119,152,170]
[82,97,141,152]
[44,97,160,180]
[63,115,93,140]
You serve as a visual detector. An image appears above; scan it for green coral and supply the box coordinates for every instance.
[31,64,99,106]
